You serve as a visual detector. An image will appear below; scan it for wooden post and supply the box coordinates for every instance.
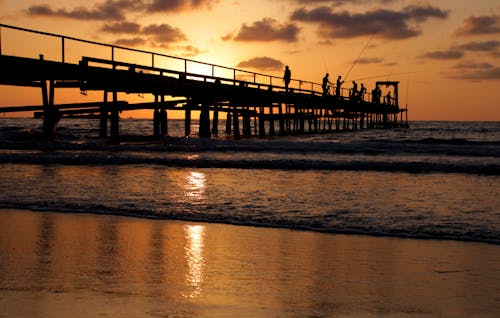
[199,103,211,138]
[212,104,219,134]
[243,110,251,138]
[269,104,275,136]
[160,108,168,137]
[185,108,191,136]
[100,91,108,137]
[259,106,265,137]
[278,103,285,135]
[41,80,59,140]
[110,91,119,143]
[226,112,232,134]
[233,110,240,137]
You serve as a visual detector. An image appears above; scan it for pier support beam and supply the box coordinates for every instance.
[185,108,191,136]
[199,103,211,138]
[100,91,109,138]
[212,104,219,134]
[110,91,119,143]
[233,110,240,137]
[41,80,59,141]
[226,112,232,134]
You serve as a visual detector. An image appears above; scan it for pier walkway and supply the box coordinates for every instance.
[0,24,408,141]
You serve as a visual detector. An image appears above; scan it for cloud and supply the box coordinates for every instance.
[146,0,219,12]
[237,56,284,71]
[455,61,494,69]
[449,67,500,81]
[100,22,142,33]
[114,37,148,46]
[27,1,140,21]
[456,40,500,52]
[356,57,383,64]
[143,23,187,42]
[27,0,219,21]
[100,22,188,49]
[454,14,500,36]
[291,4,448,39]
[420,50,463,60]
[228,18,300,42]
[176,45,206,57]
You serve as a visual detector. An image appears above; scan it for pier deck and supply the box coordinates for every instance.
[0,24,408,141]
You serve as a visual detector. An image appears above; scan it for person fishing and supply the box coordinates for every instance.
[350,80,358,100]
[336,75,344,97]
[322,73,332,96]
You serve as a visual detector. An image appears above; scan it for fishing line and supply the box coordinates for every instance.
[344,28,379,81]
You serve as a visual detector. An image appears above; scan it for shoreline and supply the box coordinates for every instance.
[2,207,499,246]
[1,208,499,317]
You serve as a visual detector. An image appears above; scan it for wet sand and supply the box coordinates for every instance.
[1,208,499,317]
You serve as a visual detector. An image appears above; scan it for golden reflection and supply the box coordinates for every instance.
[185,171,206,200]
[183,225,206,298]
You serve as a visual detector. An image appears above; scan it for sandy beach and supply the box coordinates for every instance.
[1,208,499,317]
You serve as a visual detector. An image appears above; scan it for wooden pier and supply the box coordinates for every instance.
[0,24,408,141]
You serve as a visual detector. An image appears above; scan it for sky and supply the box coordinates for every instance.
[1,0,499,121]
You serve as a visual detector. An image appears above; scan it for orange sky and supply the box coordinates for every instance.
[1,0,499,121]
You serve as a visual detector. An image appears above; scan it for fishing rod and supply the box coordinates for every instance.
[343,28,379,81]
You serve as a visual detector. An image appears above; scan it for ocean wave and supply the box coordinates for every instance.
[1,202,498,245]
[0,151,498,175]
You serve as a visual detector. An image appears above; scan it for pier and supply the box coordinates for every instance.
[0,24,408,141]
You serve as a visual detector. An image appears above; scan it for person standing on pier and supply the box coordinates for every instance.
[359,83,367,101]
[336,75,344,97]
[322,73,332,96]
[283,66,291,93]
[350,81,358,100]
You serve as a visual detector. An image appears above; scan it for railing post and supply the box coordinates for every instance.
[0,26,2,55]
[61,37,65,63]
[152,53,155,68]
[184,59,187,73]
[233,69,236,83]
[212,65,214,77]
[111,46,115,69]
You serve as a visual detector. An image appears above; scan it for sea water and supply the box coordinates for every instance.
[0,118,499,244]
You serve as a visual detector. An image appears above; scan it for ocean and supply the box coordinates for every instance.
[0,118,499,244]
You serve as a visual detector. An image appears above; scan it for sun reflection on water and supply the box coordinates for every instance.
[183,224,206,298]
[185,171,206,200]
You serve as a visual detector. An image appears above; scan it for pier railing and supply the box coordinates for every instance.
[0,23,325,95]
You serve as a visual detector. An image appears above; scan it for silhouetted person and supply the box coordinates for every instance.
[336,75,344,97]
[359,83,367,101]
[283,65,291,92]
[386,91,392,105]
[350,81,358,100]
[322,73,332,96]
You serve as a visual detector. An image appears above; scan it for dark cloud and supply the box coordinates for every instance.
[237,56,284,71]
[455,61,494,69]
[146,0,219,12]
[290,0,395,4]
[449,67,500,81]
[356,57,383,64]
[421,50,463,60]
[454,14,500,36]
[114,37,147,46]
[291,4,448,39]
[27,1,140,21]
[100,22,188,48]
[176,45,206,57]
[229,18,300,42]
[27,0,219,21]
[456,40,500,52]
[143,24,187,42]
[101,22,142,33]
